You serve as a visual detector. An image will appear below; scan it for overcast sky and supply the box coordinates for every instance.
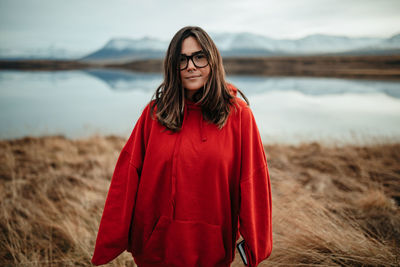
[1,0,400,55]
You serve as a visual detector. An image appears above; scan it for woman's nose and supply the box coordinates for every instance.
[186,58,196,71]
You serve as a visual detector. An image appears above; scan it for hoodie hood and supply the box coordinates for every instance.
[183,83,239,143]
[227,83,238,97]
[183,98,208,142]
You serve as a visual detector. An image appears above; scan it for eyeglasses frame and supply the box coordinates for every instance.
[179,51,209,70]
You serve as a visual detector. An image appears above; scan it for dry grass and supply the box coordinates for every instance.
[0,136,399,266]
[2,55,400,80]
[264,143,400,266]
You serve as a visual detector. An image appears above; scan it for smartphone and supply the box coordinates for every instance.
[236,240,248,265]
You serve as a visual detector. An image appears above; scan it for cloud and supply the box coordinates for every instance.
[0,0,399,54]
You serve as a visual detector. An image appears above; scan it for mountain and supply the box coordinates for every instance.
[80,32,400,63]
[2,32,399,61]
[211,32,383,54]
[0,46,85,60]
[78,37,169,63]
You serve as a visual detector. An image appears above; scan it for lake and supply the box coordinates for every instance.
[1,68,399,145]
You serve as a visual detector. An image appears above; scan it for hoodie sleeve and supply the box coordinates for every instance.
[91,104,150,265]
[238,105,273,266]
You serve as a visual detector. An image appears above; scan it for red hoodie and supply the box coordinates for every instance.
[91,84,272,267]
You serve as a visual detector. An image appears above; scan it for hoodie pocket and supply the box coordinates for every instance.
[142,215,226,267]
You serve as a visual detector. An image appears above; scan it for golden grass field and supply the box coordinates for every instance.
[0,135,399,266]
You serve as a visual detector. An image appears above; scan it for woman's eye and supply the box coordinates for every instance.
[195,54,205,59]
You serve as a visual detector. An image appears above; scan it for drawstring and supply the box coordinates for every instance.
[184,100,208,142]
[171,103,189,219]
[171,101,207,219]
[200,115,207,142]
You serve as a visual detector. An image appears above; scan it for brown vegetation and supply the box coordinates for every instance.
[1,55,400,80]
[104,55,400,80]
[223,55,400,80]
[0,136,399,266]
[0,60,92,71]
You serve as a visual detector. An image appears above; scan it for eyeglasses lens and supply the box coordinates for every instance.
[179,53,208,70]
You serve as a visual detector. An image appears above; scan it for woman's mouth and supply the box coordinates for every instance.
[186,75,201,80]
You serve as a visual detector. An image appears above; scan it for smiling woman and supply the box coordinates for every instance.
[179,38,210,99]
[91,26,273,267]
[150,25,249,131]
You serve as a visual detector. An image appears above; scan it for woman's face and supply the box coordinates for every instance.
[179,36,210,96]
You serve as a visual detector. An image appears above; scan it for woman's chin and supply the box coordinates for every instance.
[184,85,203,91]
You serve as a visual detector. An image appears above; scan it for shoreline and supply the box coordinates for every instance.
[1,54,400,80]
[2,133,400,148]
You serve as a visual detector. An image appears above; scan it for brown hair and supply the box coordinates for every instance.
[150,26,249,132]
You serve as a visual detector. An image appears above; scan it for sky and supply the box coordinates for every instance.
[1,0,400,57]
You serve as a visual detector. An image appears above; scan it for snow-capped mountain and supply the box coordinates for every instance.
[285,34,382,53]
[80,32,400,62]
[104,37,169,51]
[0,46,87,60]
[79,37,168,63]
[211,32,277,51]
[371,33,400,49]
[2,32,399,61]
[210,32,383,53]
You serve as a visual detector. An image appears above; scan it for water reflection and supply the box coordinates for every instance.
[228,76,400,99]
[82,68,400,98]
[0,69,399,144]
[83,69,162,92]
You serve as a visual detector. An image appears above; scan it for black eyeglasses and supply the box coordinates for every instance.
[179,51,209,70]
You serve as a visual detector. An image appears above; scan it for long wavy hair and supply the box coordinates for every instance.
[150,26,249,132]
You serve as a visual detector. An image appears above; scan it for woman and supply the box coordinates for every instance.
[91,26,272,267]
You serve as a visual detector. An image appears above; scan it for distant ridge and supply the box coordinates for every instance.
[1,32,399,61]
[80,32,400,63]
